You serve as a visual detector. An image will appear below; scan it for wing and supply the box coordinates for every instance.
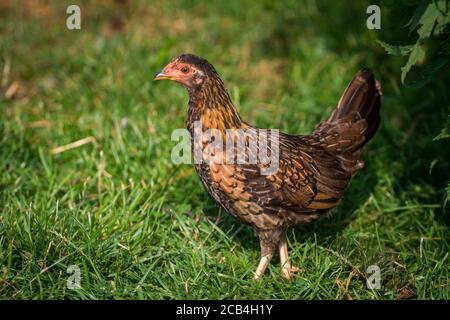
[202,129,352,229]
[241,133,352,213]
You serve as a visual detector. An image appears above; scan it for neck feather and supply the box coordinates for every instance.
[187,76,243,133]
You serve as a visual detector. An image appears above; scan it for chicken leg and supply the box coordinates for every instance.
[254,254,273,280]
[254,230,299,280]
[279,235,299,280]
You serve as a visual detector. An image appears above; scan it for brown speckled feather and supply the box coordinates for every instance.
[186,60,382,256]
[156,54,382,276]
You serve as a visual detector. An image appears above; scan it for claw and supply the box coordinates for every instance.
[290,266,300,273]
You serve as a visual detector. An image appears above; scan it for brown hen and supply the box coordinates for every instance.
[155,54,382,280]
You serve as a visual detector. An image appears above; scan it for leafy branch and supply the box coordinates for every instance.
[378,0,449,84]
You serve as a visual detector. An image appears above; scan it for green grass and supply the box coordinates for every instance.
[0,0,449,299]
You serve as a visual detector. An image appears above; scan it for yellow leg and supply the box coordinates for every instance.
[254,254,273,281]
[279,236,299,280]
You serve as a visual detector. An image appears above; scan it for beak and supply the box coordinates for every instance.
[154,69,172,81]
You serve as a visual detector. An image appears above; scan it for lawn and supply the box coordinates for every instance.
[0,0,449,299]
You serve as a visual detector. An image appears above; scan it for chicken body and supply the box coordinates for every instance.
[155,54,382,280]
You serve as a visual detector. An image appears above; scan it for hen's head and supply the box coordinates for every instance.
[154,54,217,90]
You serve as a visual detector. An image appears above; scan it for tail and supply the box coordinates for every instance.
[328,68,382,142]
[312,68,382,173]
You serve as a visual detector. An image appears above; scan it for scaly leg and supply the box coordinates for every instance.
[254,254,273,281]
[279,235,299,280]
[254,228,284,281]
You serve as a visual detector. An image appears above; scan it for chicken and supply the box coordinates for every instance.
[154,54,382,280]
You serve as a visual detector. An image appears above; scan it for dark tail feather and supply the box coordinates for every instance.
[327,68,382,144]
[306,69,382,193]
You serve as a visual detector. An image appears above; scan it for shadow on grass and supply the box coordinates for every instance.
[257,1,373,58]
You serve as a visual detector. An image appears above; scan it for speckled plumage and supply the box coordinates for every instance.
[155,54,382,279]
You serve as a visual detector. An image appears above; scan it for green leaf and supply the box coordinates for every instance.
[444,182,450,208]
[416,0,444,39]
[377,40,414,56]
[434,0,450,35]
[404,57,449,88]
[429,159,439,175]
[401,44,425,83]
[407,0,429,35]
[433,131,450,141]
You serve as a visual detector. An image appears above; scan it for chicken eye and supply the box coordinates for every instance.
[181,66,189,74]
